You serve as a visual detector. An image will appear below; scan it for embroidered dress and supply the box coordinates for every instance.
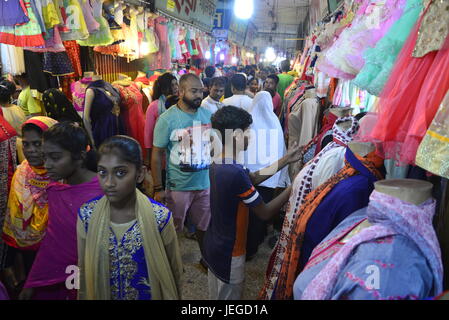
[77,0,113,46]
[112,82,146,158]
[0,0,29,26]
[71,77,93,115]
[78,196,171,300]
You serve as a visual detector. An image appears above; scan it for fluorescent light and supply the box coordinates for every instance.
[205,51,211,59]
[220,53,225,61]
[232,56,238,64]
[234,0,254,20]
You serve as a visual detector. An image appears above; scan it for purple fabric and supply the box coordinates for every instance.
[302,191,442,299]
[24,177,103,298]
[0,281,9,300]
[0,0,29,26]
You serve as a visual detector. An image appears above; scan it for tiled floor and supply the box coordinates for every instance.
[179,231,274,300]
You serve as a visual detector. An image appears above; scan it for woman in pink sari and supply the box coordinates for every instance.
[20,122,103,300]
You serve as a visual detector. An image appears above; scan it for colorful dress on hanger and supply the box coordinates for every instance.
[43,51,75,76]
[77,0,113,46]
[294,191,443,300]
[112,82,146,158]
[0,44,25,75]
[58,0,89,41]
[362,9,449,164]
[149,17,170,71]
[87,80,126,148]
[353,0,424,96]
[0,0,29,26]
[416,90,449,179]
[318,0,406,79]
[0,0,45,47]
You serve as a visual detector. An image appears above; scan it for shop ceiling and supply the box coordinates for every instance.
[250,0,309,53]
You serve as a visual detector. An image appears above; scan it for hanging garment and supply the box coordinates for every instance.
[58,0,89,41]
[112,82,146,158]
[86,80,126,148]
[77,0,114,46]
[416,90,449,178]
[0,44,25,75]
[261,116,360,300]
[81,0,100,34]
[273,148,384,299]
[288,89,321,148]
[43,51,75,76]
[0,0,29,26]
[42,88,82,123]
[63,40,82,78]
[353,0,424,95]
[297,190,443,300]
[0,0,45,47]
[362,15,449,164]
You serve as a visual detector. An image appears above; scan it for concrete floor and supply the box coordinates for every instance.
[178,231,274,300]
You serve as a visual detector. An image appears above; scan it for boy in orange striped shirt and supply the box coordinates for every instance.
[204,106,300,300]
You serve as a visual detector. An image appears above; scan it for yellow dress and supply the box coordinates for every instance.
[416,90,449,178]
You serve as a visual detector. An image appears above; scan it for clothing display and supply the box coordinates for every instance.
[295,190,442,300]
[112,81,146,157]
[261,116,360,300]
[86,80,125,148]
[273,148,384,299]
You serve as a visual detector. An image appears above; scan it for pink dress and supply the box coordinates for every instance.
[71,77,93,115]
[144,99,159,149]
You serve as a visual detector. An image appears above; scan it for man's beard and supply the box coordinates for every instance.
[265,88,275,98]
[183,96,202,109]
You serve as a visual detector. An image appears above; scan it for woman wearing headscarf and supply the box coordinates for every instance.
[2,117,58,293]
[242,91,290,259]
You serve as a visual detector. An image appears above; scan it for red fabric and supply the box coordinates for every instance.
[314,112,338,156]
[0,32,44,47]
[63,41,82,78]
[363,14,449,164]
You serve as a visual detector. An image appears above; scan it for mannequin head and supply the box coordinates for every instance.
[374,179,432,205]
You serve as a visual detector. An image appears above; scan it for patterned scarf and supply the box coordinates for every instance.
[302,191,443,300]
[274,149,384,299]
[260,116,360,300]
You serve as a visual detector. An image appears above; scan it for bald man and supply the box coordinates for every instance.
[152,74,212,267]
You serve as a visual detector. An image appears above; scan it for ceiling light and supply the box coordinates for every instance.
[234,0,254,20]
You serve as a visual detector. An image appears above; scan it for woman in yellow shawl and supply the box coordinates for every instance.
[77,135,182,300]
[2,116,58,290]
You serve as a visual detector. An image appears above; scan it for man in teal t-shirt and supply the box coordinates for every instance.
[152,73,212,266]
[277,60,294,103]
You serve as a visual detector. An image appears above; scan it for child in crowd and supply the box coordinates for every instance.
[2,117,58,295]
[77,136,182,300]
[204,106,301,300]
[19,122,103,300]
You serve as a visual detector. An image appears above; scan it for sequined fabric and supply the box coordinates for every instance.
[412,0,449,58]
[416,90,449,178]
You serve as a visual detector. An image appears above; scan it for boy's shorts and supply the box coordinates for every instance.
[165,189,211,232]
